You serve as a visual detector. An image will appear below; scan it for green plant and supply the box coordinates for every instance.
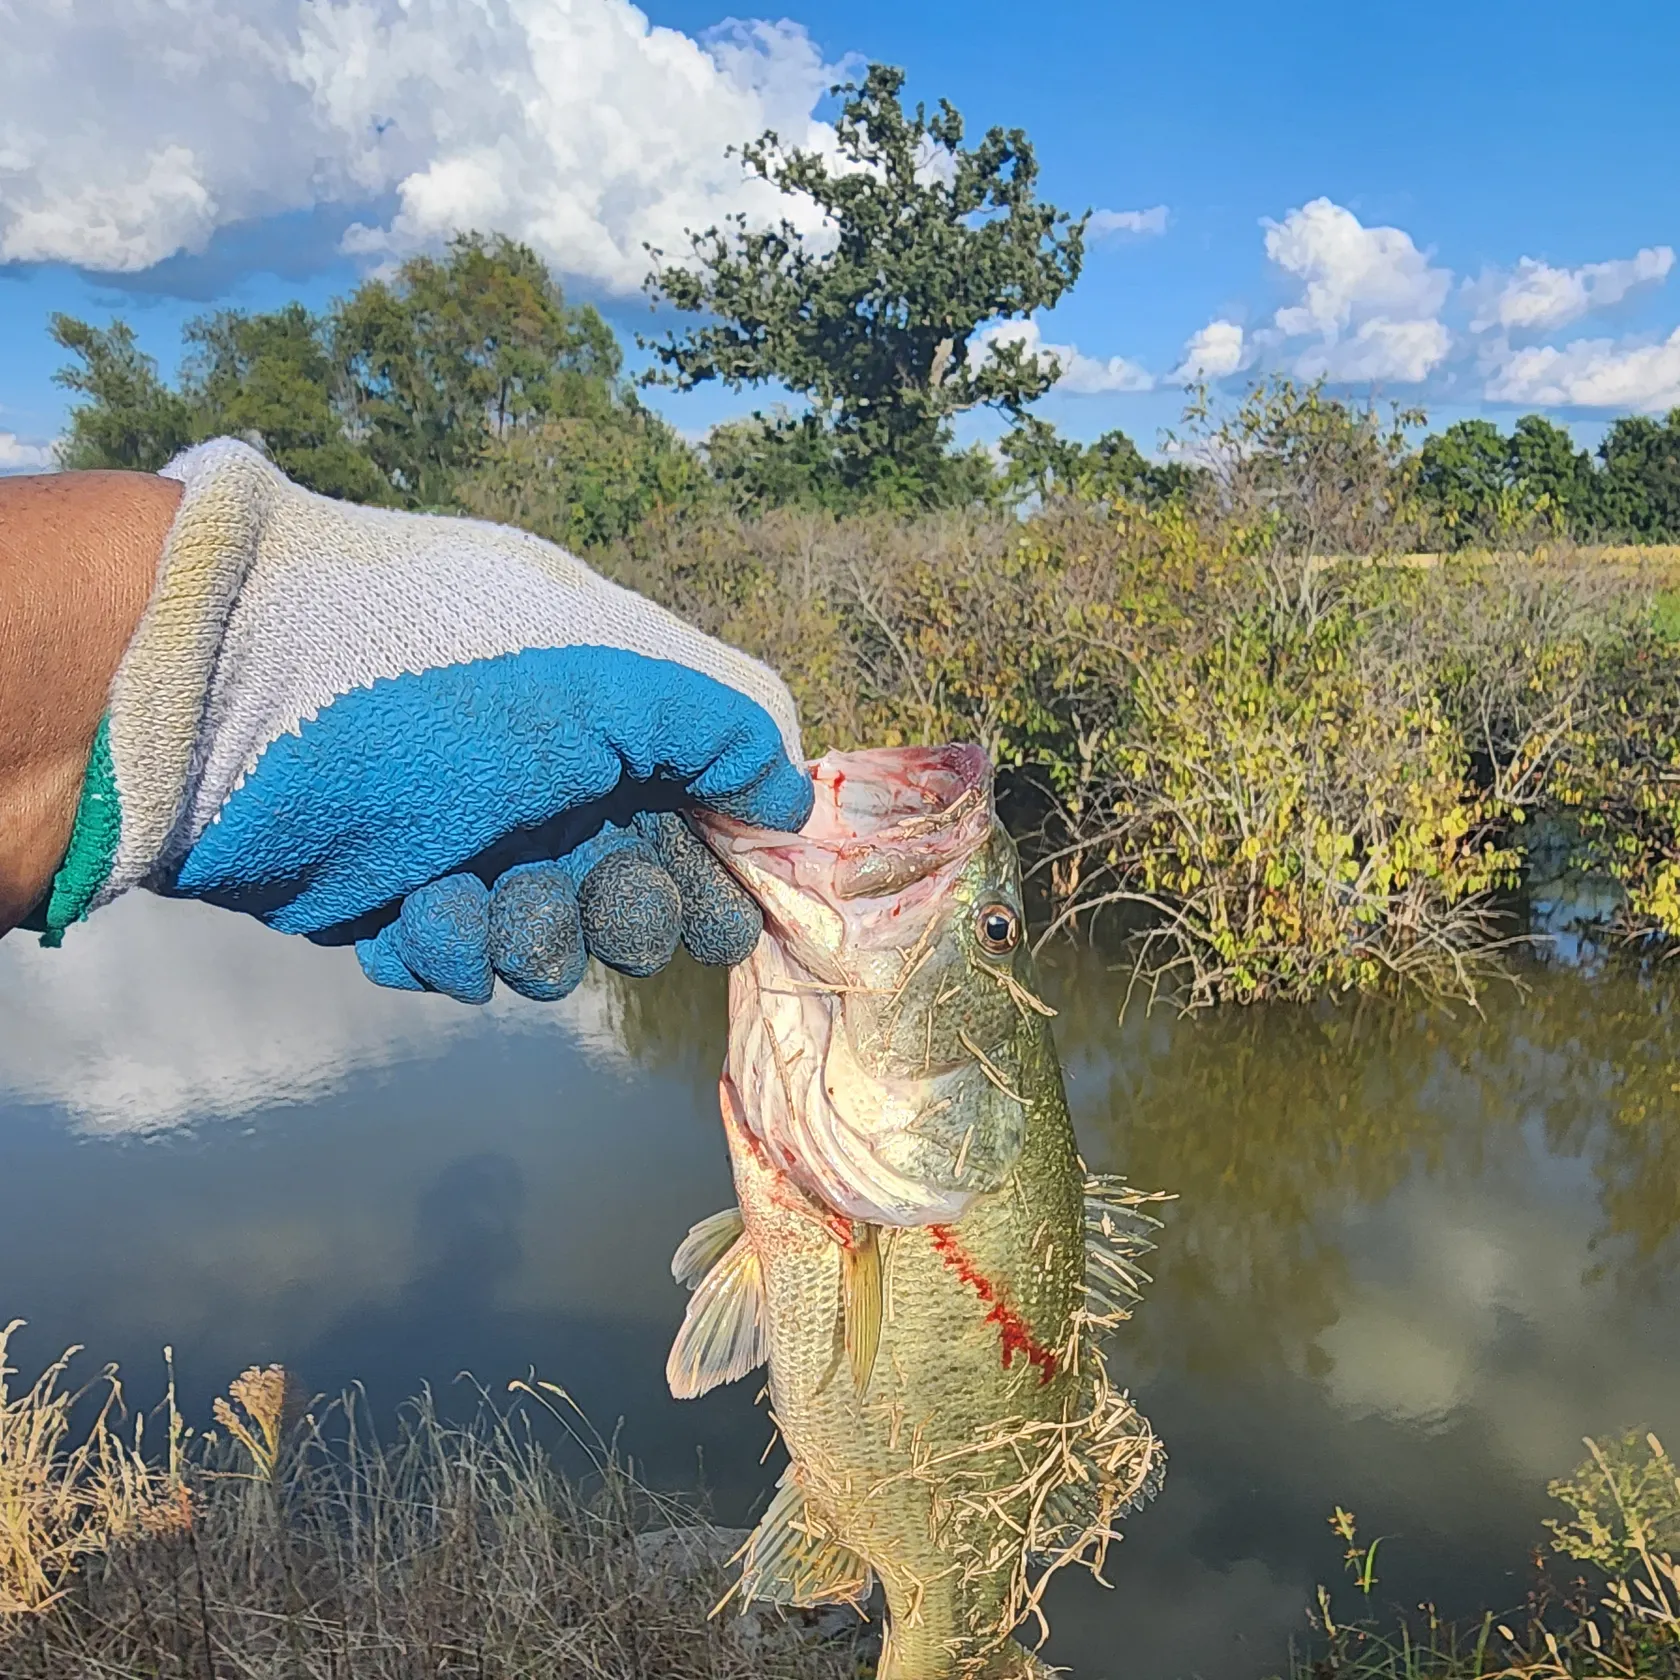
[451,409,715,550]
[1552,615,1680,940]
[1331,1506,1385,1598]
[602,393,1663,1012]
[1548,1431,1680,1578]
[1278,1435,1680,1680]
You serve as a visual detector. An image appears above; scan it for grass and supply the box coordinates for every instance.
[7,1319,1679,1679]
[1278,1437,1680,1680]
[0,1324,868,1679]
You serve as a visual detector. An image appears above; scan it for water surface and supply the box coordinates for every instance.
[1,894,1676,1678]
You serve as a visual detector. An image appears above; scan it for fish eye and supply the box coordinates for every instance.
[975,902,1020,956]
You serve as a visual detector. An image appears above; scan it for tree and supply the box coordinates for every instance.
[179,304,391,503]
[50,316,195,472]
[453,407,713,551]
[1508,413,1599,533]
[642,63,1086,508]
[1598,411,1680,542]
[998,414,1199,508]
[702,407,1000,513]
[334,232,622,506]
[1417,414,1602,546]
[1417,418,1510,545]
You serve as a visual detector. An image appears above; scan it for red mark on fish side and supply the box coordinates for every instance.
[927,1224,1058,1383]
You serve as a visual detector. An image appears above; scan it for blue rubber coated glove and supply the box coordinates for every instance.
[36,440,811,1002]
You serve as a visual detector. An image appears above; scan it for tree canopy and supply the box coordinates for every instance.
[1415,410,1680,546]
[335,233,622,506]
[47,234,692,542]
[1598,411,1680,542]
[52,317,195,473]
[642,63,1086,508]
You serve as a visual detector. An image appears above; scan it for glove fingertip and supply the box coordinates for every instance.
[642,812,763,967]
[705,754,814,833]
[489,863,588,1001]
[357,927,427,992]
[398,875,496,1004]
[577,850,682,978]
[683,897,762,967]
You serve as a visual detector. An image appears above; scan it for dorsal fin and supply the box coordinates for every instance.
[671,1207,746,1291]
[734,1469,873,1608]
[1083,1175,1168,1324]
[666,1235,766,1399]
[841,1224,883,1395]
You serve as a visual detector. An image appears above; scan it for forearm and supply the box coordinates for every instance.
[0,471,175,932]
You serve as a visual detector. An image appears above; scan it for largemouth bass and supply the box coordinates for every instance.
[670,745,1165,1679]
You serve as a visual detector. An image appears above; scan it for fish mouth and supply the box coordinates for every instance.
[696,744,994,903]
[694,746,1008,1226]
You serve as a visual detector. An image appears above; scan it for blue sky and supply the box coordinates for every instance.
[3,0,1676,470]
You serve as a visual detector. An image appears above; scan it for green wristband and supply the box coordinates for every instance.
[36,716,121,947]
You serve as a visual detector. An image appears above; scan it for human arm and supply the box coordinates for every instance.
[0,446,811,998]
[0,470,174,932]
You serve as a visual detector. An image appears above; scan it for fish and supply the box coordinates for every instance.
[667,744,1167,1679]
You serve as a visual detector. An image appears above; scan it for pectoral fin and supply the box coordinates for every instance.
[671,1207,746,1290]
[666,1234,766,1400]
[841,1223,883,1395]
[736,1470,873,1608]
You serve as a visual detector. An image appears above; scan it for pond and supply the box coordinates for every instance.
[1,892,1677,1679]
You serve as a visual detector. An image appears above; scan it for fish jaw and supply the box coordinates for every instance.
[696,745,1023,1228]
[728,934,1010,1226]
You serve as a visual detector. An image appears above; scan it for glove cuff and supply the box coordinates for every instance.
[40,440,268,940]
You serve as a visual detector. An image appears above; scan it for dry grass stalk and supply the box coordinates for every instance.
[0,1339,866,1679]
[0,1320,187,1617]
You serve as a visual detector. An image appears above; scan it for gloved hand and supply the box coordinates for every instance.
[36,439,811,1003]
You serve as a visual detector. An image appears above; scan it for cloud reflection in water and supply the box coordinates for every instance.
[0,893,630,1134]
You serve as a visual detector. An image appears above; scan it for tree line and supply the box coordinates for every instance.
[43,64,1680,550]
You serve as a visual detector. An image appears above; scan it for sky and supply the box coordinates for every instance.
[2,0,1677,471]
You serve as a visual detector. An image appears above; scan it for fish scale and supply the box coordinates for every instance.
[671,745,1167,1679]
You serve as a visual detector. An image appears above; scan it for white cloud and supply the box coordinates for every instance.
[1172,318,1246,383]
[1312,1174,1680,1487]
[979,318,1155,395]
[1089,205,1168,239]
[1261,197,1453,383]
[1468,246,1675,333]
[0,0,845,292]
[1293,315,1454,384]
[1265,198,1451,335]
[0,432,57,472]
[1483,325,1680,412]
[0,892,631,1135]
